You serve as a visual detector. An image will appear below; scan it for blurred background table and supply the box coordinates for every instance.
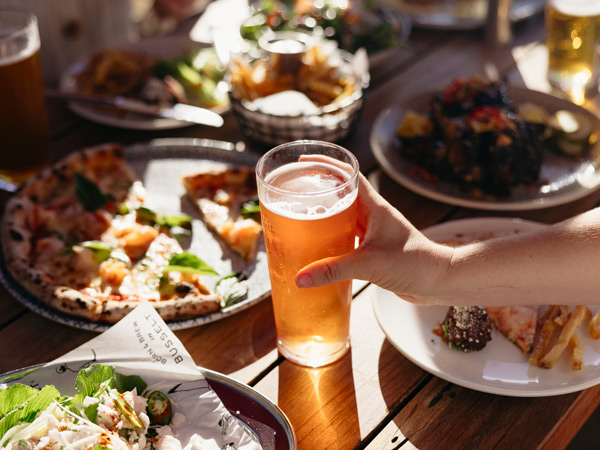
[1,5,600,450]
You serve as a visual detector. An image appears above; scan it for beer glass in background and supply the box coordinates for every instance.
[546,0,600,105]
[256,140,359,368]
[0,8,50,191]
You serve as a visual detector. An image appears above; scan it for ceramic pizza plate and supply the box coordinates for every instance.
[372,217,600,397]
[0,138,271,331]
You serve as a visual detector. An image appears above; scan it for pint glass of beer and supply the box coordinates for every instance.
[0,8,50,191]
[256,140,359,368]
[546,0,600,104]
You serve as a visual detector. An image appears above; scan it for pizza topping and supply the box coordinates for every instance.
[119,225,160,260]
[240,196,261,220]
[164,252,218,276]
[74,172,113,212]
[215,272,249,307]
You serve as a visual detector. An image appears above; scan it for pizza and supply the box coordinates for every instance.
[486,305,539,353]
[182,166,262,260]
[1,143,256,323]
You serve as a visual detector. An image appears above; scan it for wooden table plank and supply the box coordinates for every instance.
[0,312,97,374]
[365,376,600,450]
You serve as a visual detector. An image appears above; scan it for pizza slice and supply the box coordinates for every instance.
[182,166,262,260]
[486,305,539,353]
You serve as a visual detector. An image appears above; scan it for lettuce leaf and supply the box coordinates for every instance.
[0,385,38,420]
[0,385,61,440]
[72,364,147,421]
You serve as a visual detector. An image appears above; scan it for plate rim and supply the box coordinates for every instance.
[372,216,600,397]
[370,86,600,211]
[0,138,270,332]
[1,363,297,450]
[58,35,229,130]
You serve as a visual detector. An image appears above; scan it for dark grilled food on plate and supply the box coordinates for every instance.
[442,306,492,352]
[396,78,547,197]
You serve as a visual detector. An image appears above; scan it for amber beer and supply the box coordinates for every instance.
[546,0,600,103]
[257,142,359,368]
[0,9,50,190]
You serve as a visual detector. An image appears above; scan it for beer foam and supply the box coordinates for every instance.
[549,0,600,17]
[0,37,39,67]
[262,161,357,220]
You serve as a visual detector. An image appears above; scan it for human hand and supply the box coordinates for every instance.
[294,173,453,303]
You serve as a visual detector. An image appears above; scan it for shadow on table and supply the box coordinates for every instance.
[276,348,361,448]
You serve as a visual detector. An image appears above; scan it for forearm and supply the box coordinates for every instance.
[427,208,600,306]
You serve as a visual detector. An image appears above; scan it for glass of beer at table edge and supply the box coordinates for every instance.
[256,140,359,368]
[546,0,600,105]
[0,8,50,191]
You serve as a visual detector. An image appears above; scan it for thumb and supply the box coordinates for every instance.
[295,251,364,288]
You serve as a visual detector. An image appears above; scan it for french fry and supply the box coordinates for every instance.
[569,333,584,371]
[529,314,558,367]
[553,306,570,326]
[540,305,588,369]
[589,311,600,339]
[230,43,357,107]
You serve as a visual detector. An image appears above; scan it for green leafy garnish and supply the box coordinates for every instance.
[74,173,111,212]
[0,385,61,440]
[158,215,191,229]
[240,196,260,219]
[80,241,113,263]
[163,252,218,276]
[135,207,191,229]
[136,206,158,225]
[116,203,130,215]
[215,272,249,307]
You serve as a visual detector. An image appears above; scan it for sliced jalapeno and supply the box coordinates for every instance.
[147,390,172,425]
[113,395,145,429]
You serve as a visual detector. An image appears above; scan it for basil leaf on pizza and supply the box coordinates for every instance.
[164,252,218,276]
[74,172,111,212]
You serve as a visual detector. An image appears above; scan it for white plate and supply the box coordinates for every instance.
[59,36,228,130]
[372,217,600,397]
[0,138,270,331]
[1,363,296,450]
[370,86,600,210]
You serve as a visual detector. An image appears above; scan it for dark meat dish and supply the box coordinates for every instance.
[397,78,546,197]
[443,306,492,352]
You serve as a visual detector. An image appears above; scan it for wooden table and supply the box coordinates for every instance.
[1,11,600,450]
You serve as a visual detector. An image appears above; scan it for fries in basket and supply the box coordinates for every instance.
[229,45,356,108]
[529,305,593,371]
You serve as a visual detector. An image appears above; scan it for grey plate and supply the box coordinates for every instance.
[397,0,545,30]
[370,86,600,211]
[0,138,271,331]
[1,363,296,450]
